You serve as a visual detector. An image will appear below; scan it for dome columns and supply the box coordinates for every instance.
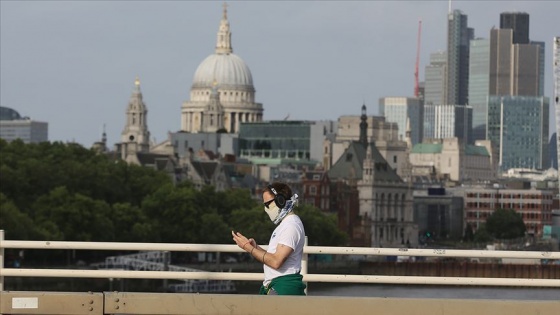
[181,108,261,134]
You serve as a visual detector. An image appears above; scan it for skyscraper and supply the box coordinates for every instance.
[423,104,472,143]
[484,12,548,171]
[489,16,543,97]
[468,38,490,141]
[446,10,474,106]
[424,51,447,106]
[489,28,514,95]
[487,96,549,170]
[500,12,530,44]
[379,97,423,145]
[554,37,560,180]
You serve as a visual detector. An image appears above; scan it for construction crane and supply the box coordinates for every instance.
[414,20,422,98]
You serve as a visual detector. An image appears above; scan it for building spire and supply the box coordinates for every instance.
[215,2,233,54]
[359,104,368,148]
[134,76,141,93]
[121,76,150,153]
[102,123,107,145]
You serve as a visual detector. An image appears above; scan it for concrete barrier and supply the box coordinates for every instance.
[1,291,559,315]
[0,291,103,315]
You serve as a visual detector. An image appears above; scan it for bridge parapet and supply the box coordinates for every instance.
[1,291,560,315]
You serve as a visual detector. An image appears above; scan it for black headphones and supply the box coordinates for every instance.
[268,185,287,209]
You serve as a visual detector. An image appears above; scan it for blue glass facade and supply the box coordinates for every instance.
[487,96,549,170]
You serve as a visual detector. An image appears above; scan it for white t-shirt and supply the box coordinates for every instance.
[263,214,305,285]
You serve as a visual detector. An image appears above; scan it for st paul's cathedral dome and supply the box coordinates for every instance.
[181,4,263,134]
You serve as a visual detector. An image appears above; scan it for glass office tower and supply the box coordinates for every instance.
[487,96,549,170]
[379,97,423,145]
[468,38,490,141]
[446,10,474,106]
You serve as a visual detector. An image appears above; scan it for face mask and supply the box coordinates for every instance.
[264,203,280,222]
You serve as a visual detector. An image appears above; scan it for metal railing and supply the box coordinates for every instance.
[1,230,560,292]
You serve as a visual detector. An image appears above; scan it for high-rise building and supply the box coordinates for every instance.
[500,12,530,44]
[424,51,447,106]
[489,28,543,97]
[487,96,549,171]
[534,41,546,97]
[478,12,548,171]
[0,106,48,143]
[446,10,474,106]
[423,104,472,143]
[489,28,513,95]
[468,38,490,141]
[554,37,560,183]
[379,97,423,145]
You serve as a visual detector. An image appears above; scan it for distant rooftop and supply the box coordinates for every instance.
[0,106,23,121]
[411,143,489,156]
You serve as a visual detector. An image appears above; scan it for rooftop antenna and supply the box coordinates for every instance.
[448,0,452,13]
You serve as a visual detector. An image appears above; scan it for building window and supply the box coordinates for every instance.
[310,186,317,196]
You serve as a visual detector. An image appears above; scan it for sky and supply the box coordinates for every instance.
[1,0,559,148]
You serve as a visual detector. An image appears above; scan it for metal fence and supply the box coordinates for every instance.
[1,230,560,292]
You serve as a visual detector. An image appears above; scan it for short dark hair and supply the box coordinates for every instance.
[267,182,292,199]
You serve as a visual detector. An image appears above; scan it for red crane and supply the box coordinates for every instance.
[414,20,422,98]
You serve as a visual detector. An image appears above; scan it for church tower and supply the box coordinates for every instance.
[121,77,150,153]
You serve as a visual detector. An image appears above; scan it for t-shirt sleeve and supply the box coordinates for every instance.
[277,224,301,250]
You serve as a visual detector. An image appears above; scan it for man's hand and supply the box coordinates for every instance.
[231,230,252,251]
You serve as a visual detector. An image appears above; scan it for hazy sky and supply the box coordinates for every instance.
[1,0,558,147]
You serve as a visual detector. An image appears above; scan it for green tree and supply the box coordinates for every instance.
[33,187,115,241]
[199,213,231,244]
[463,223,474,242]
[141,183,202,243]
[0,139,171,213]
[473,224,492,243]
[486,208,526,239]
[111,202,155,242]
[229,205,272,245]
[296,204,348,246]
[0,193,45,240]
